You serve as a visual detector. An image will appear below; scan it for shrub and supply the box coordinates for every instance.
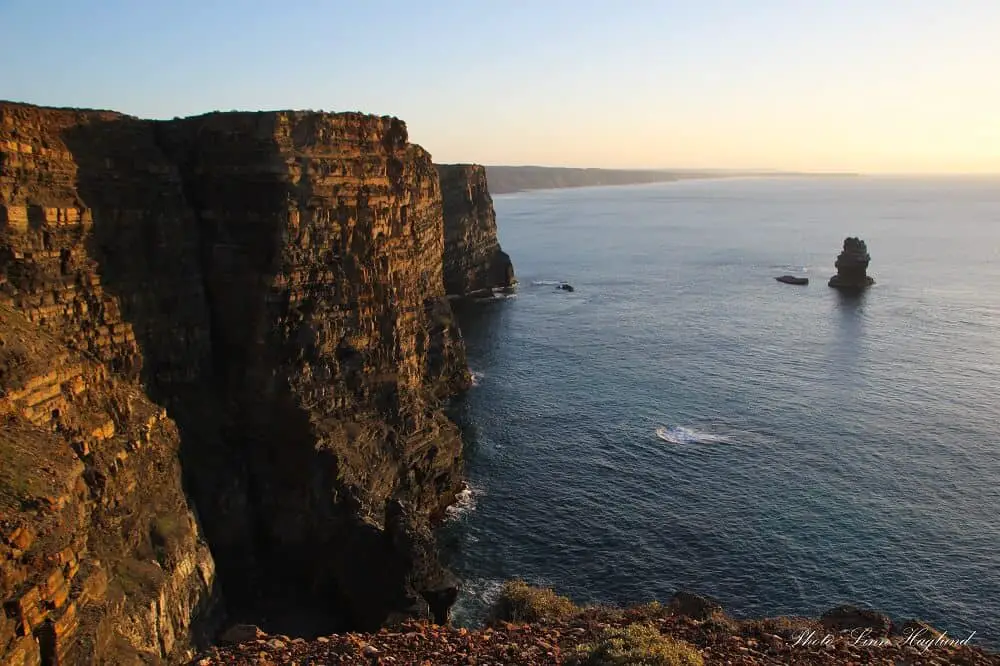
[152,514,184,542]
[627,600,666,621]
[569,623,703,666]
[488,579,578,623]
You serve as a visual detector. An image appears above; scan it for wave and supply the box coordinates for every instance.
[445,482,480,521]
[655,425,728,445]
[450,577,505,627]
[530,280,563,286]
[470,290,518,301]
[470,370,484,387]
[768,264,809,273]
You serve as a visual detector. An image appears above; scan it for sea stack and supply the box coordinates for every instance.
[828,237,875,289]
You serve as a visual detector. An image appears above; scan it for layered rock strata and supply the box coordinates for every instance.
[0,306,218,665]
[1,101,473,660]
[437,164,515,296]
[828,236,875,289]
[154,111,470,631]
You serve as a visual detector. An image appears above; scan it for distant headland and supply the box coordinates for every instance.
[485,165,860,194]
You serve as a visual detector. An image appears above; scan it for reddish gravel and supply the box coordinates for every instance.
[191,610,1000,665]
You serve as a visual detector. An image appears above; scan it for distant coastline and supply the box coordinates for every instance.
[484,165,859,194]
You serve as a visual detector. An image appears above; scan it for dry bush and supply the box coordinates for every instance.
[569,623,703,666]
[488,579,578,623]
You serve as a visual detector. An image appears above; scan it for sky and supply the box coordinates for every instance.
[1,1,998,173]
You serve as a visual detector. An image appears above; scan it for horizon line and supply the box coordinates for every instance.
[480,165,1000,177]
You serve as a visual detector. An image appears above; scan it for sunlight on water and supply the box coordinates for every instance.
[441,177,1000,647]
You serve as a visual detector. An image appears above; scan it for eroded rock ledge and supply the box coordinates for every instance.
[1,101,475,663]
[437,164,515,297]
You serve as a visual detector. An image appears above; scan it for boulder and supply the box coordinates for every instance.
[669,591,724,620]
[219,624,266,645]
[897,618,945,639]
[820,604,893,635]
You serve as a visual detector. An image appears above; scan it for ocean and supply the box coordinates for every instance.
[439,176,1000,647]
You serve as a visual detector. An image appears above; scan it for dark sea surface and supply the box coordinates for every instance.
[439,176,1000,646]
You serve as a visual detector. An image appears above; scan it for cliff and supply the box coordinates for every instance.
[0,306,218,665]
[0,101,473,661]
[436,164,515,296]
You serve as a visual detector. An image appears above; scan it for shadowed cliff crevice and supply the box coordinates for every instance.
[144,119,274,621]
[59,116,230,644]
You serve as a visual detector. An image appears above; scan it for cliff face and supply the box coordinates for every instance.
[0,102,472,661]
[436,165,515,296]
[0,306,218,665]
[154,112,470,630]
[1,104,221,664]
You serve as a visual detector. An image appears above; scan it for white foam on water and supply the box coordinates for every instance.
[450,577,505,627]
[530,280,562,286]
[655,425,728,445]
[470,370,484,387]
[445,482,480,521]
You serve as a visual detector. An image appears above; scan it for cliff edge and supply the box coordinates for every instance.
[193,583,1000,664]
[1,101,475,662]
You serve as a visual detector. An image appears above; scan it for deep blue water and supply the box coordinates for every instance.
[439,176,1000,647]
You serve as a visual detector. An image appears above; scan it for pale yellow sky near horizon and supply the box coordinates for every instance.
[3,1,999,174]
[423,64,1000,175]
[404,3,1000,175]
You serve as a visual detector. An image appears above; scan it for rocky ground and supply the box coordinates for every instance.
[191,597,999,665]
